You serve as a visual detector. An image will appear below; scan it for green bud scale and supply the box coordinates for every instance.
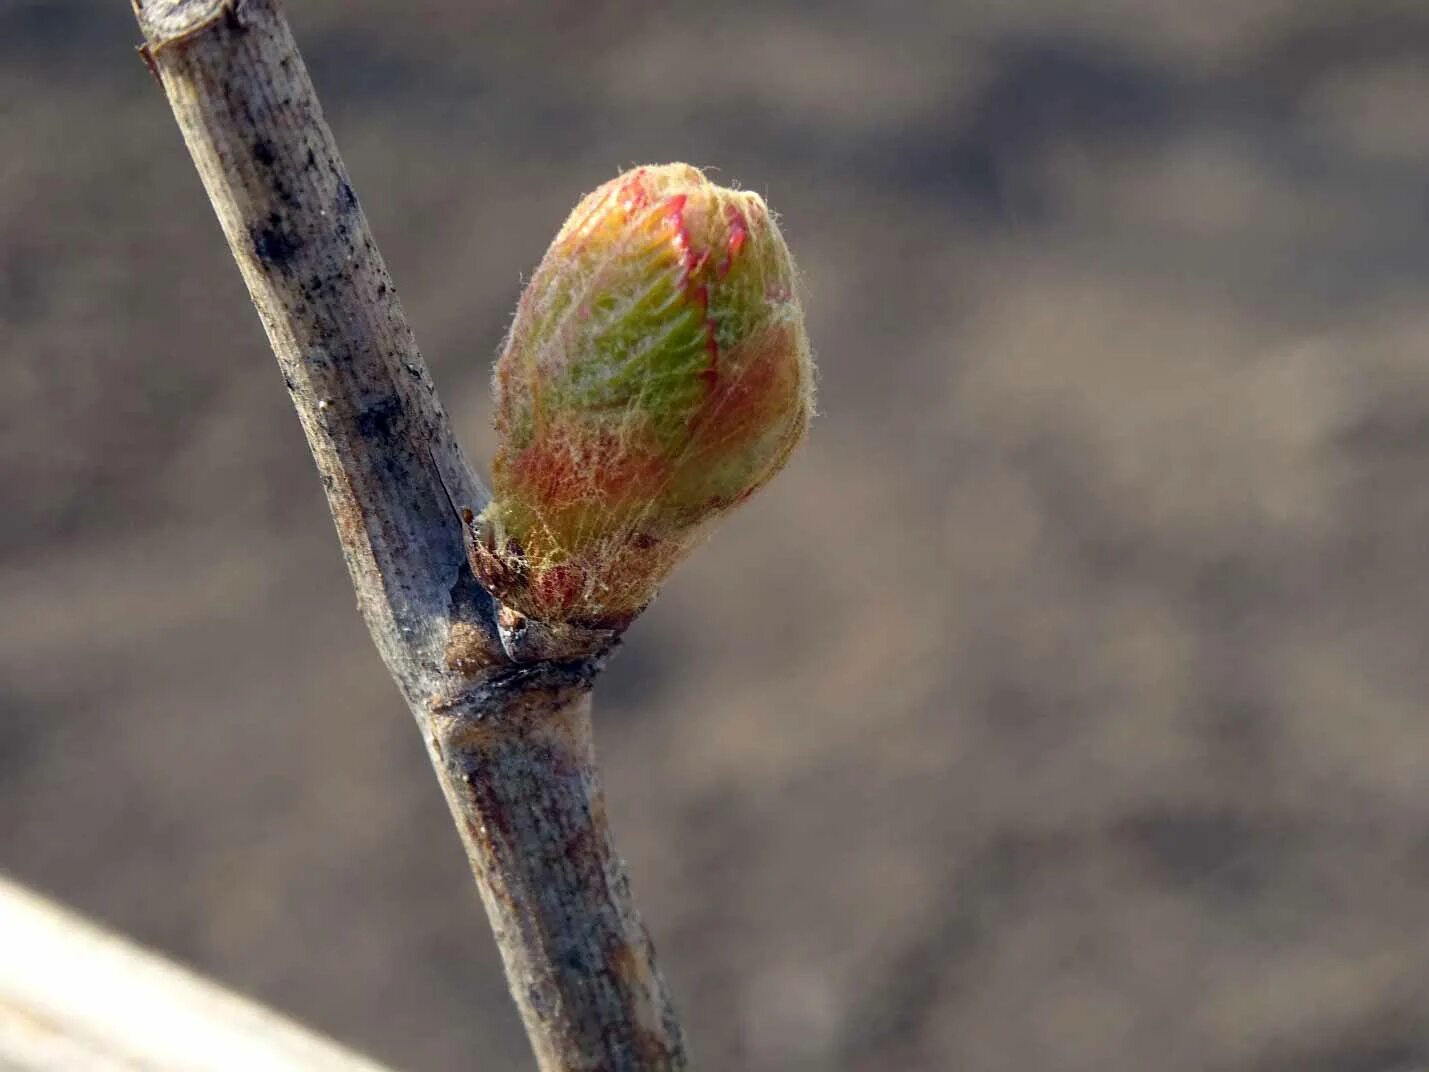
[469,164,814,630]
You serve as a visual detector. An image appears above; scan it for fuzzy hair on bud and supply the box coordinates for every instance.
[471,163,815,630]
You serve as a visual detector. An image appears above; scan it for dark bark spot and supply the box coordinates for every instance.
[251,138,275,167]
[355,395,403,441]
[558,945,590,975]
[250,215,300,268]
[222,3,247,34]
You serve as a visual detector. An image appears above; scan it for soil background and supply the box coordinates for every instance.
[4,2,1429,1069]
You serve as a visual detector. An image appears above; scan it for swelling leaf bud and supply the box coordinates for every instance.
[471,164,814,632]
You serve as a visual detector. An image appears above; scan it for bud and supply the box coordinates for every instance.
[471,163,814,632]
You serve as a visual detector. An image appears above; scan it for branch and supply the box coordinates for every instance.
[130,1,688,1067]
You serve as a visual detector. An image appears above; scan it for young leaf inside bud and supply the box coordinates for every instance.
[472,163,815,631]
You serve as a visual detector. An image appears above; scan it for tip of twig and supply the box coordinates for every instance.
[134,0,240,48]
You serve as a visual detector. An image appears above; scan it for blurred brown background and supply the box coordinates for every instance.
[5,1,1429,1069]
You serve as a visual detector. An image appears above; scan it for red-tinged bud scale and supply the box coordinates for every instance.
[471,164,815,633]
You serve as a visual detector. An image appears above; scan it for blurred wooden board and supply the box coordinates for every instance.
[0,874,392,1072]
